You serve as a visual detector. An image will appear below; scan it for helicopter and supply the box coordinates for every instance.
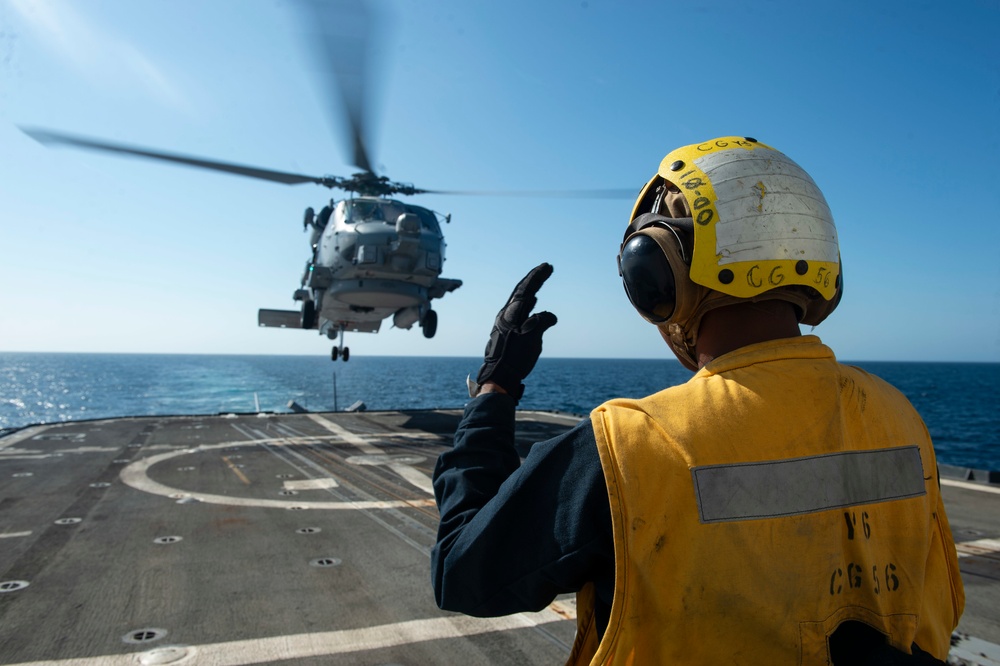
[20,125,465,362]
[272,191,463,362]
[19,0,633,361]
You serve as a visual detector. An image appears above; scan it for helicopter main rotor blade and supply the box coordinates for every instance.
[299,0,378,174]
[20,126,331,187]
[421,187,641,199]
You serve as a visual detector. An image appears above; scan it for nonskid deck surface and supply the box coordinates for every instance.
[0,411,997,665]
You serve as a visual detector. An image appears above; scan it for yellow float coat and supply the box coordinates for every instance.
[571,336,963,665]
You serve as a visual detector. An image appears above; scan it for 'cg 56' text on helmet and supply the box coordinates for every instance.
[618,137,843,369]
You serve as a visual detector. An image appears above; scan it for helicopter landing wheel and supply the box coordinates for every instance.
[342,347,350,362]
[421,309,438,339]
[331,347,339,361]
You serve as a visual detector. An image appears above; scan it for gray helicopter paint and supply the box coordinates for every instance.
[259,197,461,351]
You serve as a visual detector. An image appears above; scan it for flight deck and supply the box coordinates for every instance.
[1,410,997,665]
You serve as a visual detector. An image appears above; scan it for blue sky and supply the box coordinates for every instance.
[1,0,998,361]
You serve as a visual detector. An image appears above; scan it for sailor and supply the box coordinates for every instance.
[431,137,964,664]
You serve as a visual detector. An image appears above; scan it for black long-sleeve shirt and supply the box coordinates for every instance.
[431,392,616,636]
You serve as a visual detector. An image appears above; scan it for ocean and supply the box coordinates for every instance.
[1,352,997,472]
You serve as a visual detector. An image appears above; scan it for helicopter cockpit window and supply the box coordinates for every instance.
[403,204,442,234]
[381,202,406,224]
[344,200,441,234]
[345,200,384,223]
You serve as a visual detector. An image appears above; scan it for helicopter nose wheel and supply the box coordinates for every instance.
[331,328,349,362]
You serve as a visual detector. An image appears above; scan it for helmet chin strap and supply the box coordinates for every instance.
[658,289,745,371]
[650,183,665,215]
[650,181,691,220]
[658,288,816,371]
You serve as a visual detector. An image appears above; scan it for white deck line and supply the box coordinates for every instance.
[941,478,1000,495]
[956,537,1000,558]
[307,413,435,495]
[4,611,567,666]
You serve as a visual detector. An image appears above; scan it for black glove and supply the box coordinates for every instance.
[473,263,558,403]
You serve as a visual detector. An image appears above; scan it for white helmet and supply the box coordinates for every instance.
[618,137,842,369]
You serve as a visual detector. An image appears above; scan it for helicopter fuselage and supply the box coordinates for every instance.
[296,196,461,340]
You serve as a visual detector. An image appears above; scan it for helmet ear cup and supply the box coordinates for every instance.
[618,215,694,325]
[619,235,677,323]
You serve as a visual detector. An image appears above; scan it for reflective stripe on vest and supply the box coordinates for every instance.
[692,445,926,523]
